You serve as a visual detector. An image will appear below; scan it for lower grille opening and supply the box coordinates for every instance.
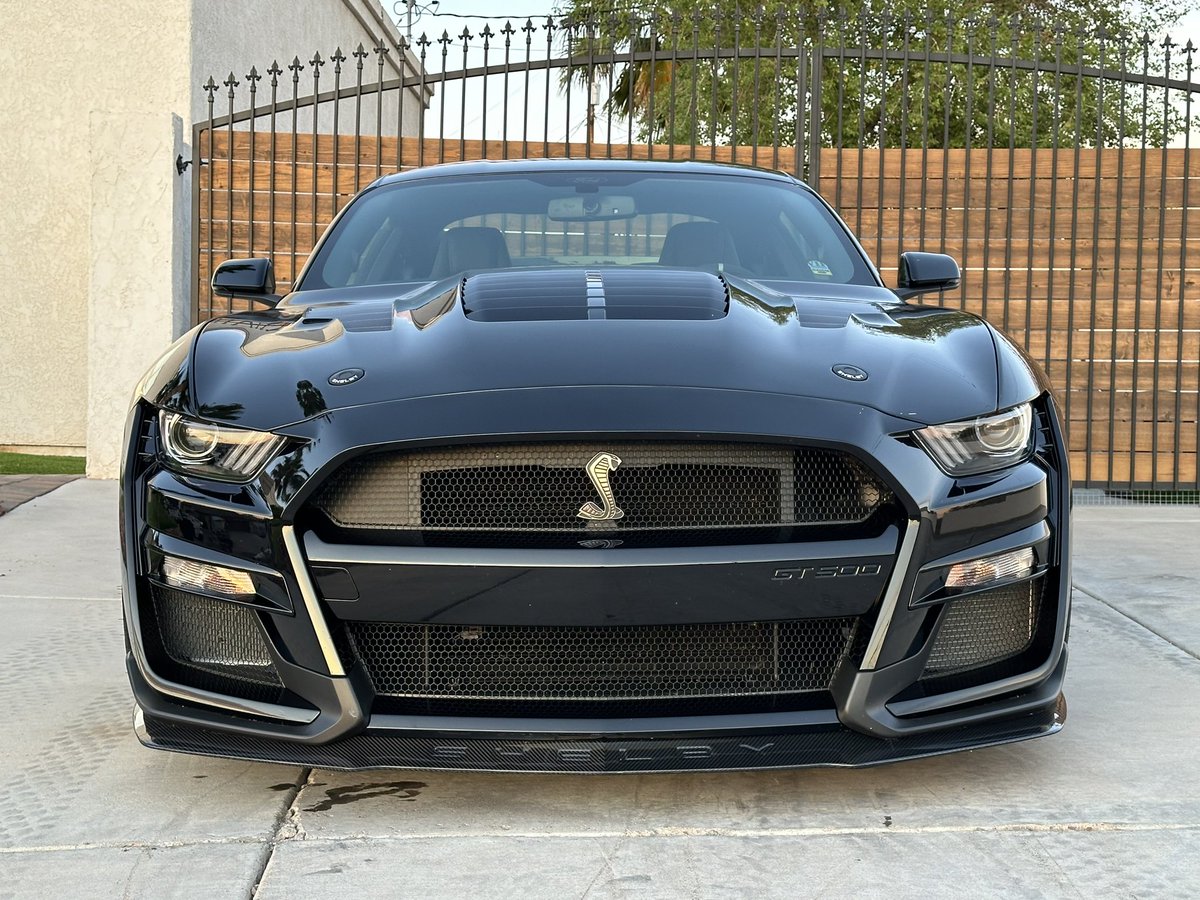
[916,576,1053,695]
[145,585,284,703]
[347,618,861,718]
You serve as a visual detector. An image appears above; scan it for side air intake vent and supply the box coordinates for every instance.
[461,268,729,322]
[145,585,284,702]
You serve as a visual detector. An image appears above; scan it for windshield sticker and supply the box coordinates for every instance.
[808,259,833,278]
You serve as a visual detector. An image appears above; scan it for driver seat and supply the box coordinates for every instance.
[658,221,742,270]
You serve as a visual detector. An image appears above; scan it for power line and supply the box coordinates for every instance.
[424,11,561,19]
[394,3,659,24]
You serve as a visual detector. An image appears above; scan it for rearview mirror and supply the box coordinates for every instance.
[548,194,636,221]
[895,251,961,300]
[212,258,278,304]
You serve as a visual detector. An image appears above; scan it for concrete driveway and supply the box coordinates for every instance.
[1,481,1198,898]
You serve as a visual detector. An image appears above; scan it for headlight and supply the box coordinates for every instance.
[914,403,1034,475]
[158,411,284,481]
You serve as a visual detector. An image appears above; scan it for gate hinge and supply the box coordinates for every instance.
[175,154,208,175]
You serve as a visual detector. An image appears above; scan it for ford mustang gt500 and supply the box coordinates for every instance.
[122,159,1068,772]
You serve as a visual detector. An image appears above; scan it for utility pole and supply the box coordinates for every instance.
[399,1,437,40]
[585,21,597,146]
[587,76,598,145]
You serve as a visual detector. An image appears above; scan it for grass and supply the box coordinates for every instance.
[0,452,86,475]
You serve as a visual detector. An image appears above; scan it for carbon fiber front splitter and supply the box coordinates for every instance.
[136,695,1065,773]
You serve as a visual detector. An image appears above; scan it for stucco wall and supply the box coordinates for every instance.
[190,0,424,134]
[0,1,154,454]
[0,0,422,474]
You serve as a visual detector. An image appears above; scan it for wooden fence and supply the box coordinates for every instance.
[196,132,1199,489]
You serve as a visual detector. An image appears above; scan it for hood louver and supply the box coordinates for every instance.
[461,268,729,322]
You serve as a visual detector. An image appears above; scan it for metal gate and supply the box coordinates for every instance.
[192,9,1200,491]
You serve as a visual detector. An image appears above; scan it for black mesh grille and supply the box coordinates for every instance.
[314,442,890,539]
[149,585,283,698]
[922,579,1045,678]
[347,618,860,702]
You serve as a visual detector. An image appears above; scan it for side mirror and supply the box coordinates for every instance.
[211,258,278,305]
[895,252,961,300]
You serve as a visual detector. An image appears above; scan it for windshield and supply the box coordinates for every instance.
[298,171,877,290]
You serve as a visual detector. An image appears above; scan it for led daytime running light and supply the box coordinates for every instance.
[161,556,256,597]
[945,547,1036,590]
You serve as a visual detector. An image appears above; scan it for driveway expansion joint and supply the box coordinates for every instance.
[1073,583,1200,663]
[242,821,1200,843]
[248,767,313,900]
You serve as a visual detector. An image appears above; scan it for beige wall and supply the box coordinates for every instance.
[0,0,423,474]
[0,0,169,455]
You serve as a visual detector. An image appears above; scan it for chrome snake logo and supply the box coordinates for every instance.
[577,452,625,521]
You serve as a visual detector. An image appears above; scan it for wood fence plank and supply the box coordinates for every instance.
[195,133,1200,488]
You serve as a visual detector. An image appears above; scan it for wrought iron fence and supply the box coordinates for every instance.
[192,8,1200,492]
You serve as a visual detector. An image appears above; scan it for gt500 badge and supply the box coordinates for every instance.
[772,563,883,580]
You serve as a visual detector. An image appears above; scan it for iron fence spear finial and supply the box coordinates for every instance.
[415,32,430,69]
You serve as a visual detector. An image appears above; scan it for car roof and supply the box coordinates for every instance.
[370,157,810,189]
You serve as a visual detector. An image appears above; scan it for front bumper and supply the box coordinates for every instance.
[133,676,1066,773]
[121,387,1071,771]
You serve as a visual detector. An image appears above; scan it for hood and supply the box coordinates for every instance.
[186,269,1003,431]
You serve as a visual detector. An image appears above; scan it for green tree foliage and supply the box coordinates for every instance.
[555,1,1195,149]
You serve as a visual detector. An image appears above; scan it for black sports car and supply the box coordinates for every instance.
[122,159,1069,772]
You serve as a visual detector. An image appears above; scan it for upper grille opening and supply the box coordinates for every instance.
[312,441,892,542]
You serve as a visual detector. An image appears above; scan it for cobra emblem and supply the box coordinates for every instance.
[577,452,625,521]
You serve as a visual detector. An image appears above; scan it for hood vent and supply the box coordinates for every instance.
[461,269,729,322]
[300,301,395,332]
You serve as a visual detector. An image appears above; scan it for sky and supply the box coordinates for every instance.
[388,1,1200,146]
[393,0,608,144]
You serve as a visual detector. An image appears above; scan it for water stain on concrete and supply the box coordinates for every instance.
[305,865,346,876]
[304,781,427,812]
